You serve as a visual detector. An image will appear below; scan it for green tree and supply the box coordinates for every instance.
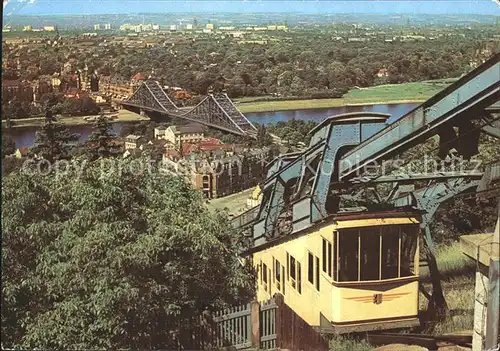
[2,157,254,349]
[1,133,16,158]
[255,124,273,147]
[31,109,79,163]
[86,115,121,160]
[1,157,24,176]
[80,96,101,115]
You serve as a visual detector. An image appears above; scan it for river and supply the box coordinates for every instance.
[9,103,419,148]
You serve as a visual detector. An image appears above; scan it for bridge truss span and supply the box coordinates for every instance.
[121,80,257,137]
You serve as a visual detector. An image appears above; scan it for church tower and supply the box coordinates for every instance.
[81,64,89,91]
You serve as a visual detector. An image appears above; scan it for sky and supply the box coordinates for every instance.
[3,0,500,16]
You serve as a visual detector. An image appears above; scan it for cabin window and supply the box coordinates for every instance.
[360,228,380,281]
[282,266,286,295]
[275,259,282,291]
[328,240,332,277]
[259,260,263,284]
[322,238,333,277]
[322,239,327,272]
[333,231,338,281]
[381,226,399,279]
[286,252,290,280]
[308,252,321,291]
[297,262,302,294]
[272,257,276,283]
[400,226,418,277]
[315,256,320,291]
[290,255,296,289]
[338,230,359,282]
[287,253,301,293]
[262,263,268,291]
[268,267,272,293]
[308,252,314,284]
[337,224,418,282]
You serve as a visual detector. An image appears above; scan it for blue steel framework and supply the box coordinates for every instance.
[243,53,499,246]
[231,53,499,322]
[121,80,258,137]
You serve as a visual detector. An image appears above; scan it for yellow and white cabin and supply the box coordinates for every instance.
[250,210,421,334]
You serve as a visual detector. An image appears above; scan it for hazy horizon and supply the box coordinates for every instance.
[3,0,500,16]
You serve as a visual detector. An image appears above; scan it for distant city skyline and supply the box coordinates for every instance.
[3,0,500,16]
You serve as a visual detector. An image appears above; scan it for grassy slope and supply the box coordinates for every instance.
[237,80,454,113]
[238,98,347,113]
[343,80,454,104]
[207,187,256,215]
[2,110,149,128]
[419,243,476,335]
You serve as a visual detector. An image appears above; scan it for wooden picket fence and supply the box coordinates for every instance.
[178,294,328,351]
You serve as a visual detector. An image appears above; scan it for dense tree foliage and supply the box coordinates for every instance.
[2,94,101,120]
[119,121,160,139]
[86,115,122,160]
[2,24,497,104]
[2,157,254,349]
[31,109,79,163]
[1,133,16,158]
[255,124,273,147]
[267,119,318,145]
[122,36,492,98]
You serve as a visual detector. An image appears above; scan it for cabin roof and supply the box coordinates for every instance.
[308,112,390,135]
[243,208,424,255]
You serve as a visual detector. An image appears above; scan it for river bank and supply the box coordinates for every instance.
[237,97,425,113]
[8,103,418,148]
[237,79,451,113]
[3,98,423,129]
[3,80,450,129]
[2,110,150,129]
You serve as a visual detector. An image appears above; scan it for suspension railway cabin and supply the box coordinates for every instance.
[247,209,421,334]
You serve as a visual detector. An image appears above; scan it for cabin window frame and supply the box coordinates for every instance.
[274,258,282,292]
[286,252,302,294]
[290,255,296,289]
[308,252,321,292]
[308,252,314,285]
[315,256,320,291]
[334,224,418,283]
[282,266,286,295]
[259,260,263,284]
[262,262,268,291]
[297,261,302,294]
[322,237,333,278]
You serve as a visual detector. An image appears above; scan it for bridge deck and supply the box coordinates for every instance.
[121,81,257,137]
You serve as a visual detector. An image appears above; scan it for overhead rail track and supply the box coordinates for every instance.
[235,53,499,242]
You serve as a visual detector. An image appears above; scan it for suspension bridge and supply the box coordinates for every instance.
[120,80,258,137]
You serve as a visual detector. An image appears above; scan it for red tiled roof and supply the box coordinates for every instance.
[2,80,21,88]
[132,73,146,81]
[164,150,181,159]
[18,147,30,155]
[182,143,199,155]
[201,137,222,145]
[199,144,234,151]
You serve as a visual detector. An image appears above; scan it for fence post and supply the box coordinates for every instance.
[251,300,260,348]
[275,294,284,349]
